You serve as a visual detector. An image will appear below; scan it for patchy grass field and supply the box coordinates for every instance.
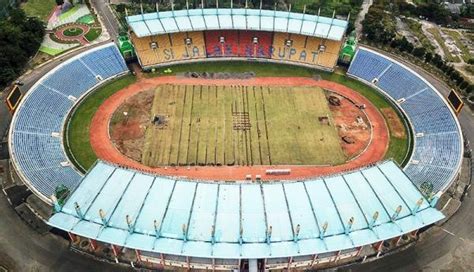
[21,0,56,22]
[442,29,472,63]
[135,85,345,166]
[427,27,461,63]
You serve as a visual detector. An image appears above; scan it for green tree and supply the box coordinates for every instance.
[0,7,45,87]
[412,47,426,58]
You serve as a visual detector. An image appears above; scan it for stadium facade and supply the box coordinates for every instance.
[6,8,464,271]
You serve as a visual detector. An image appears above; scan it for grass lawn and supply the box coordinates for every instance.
[68,63,411,171]
[84,28,102,42]
[66,75,136,171]
[39,46,65,56]
[147,61,315,78]
[427,28,461,63]
[58,5,80,20]
[21,0,56,22]
[63,27,84,37]
[77,14,95,25]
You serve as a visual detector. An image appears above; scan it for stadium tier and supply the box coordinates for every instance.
[127,9,346,70]
[347,47,463,192]
[48,160,443,270]
[8,43,128,201]
[131,32,207,66]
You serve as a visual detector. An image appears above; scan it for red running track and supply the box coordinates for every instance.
[89,76,389,180]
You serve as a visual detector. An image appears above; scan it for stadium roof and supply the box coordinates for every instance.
[126,8,348,41]
[48,160,444,259]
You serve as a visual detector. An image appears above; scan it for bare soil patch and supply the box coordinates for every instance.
[381,108,406,138]
[110,90,154,162]
[327,91,371,159]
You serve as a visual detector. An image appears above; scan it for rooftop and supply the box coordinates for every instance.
[48,160,444,259]
[126,8,348,41]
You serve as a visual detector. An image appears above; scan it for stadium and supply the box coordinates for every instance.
[6,6,466,271]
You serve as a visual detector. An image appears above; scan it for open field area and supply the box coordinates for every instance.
[111,85,347,166]
[21,0,56,22]
[67,63,410,171]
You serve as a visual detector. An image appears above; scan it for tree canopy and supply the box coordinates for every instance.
[0,7,44,88]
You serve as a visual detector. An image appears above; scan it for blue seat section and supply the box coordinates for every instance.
[347,49,391,81]
[348,48,462,192]
[11,132,81,196]
[10,44,128,199]
[15,86,72,134]
[412,132,461,169]
[377,65,428,100]
[404,164,454,191]
[42,60,98,98]
[80,45,128,80]
[407,107,458,134]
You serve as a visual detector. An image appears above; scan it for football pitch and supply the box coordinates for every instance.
[141,84,346,167]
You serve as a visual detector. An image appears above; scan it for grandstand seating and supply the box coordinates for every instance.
[10,44,128,200]
[270,33,340,69]
[135,30,339,69]
[132,32,206,66]
[238,30,273,58]
[205,30,239,57]
[348,48,462,192]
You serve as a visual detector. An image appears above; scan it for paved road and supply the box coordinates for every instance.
[354,0,373,36]
[0,181,132,272]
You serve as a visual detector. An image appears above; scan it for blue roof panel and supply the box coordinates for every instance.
[49,160,445,260]
[127,8,348,40]
[241,184,266,242]
[214,184,240,243]
[160,181,196,239]
[187,183,218,241]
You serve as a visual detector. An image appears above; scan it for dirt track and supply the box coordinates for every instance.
[90,76,389,180]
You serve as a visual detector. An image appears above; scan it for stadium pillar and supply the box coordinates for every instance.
[160,253,165,265]
[111,244,120,257]
[287,256,293,270]
[67,232,77,243]
[89,238,98,251]
[334,250,341,263]
[372,241,383,252]
[394,235,403,246]
[135,249,142,263]
[186,256,190,271]
[310,254,318,267]
[356,246,363,256]
[410,229,419,238]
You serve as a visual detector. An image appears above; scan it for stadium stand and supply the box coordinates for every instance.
[9,43,128,201]
[238,30,273,58]
[270,33,340,68]
[128,9,347,70]
[131,31,206,66]
[348,47,463,192]
[49,160,444,270]
[205,30,240,57]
